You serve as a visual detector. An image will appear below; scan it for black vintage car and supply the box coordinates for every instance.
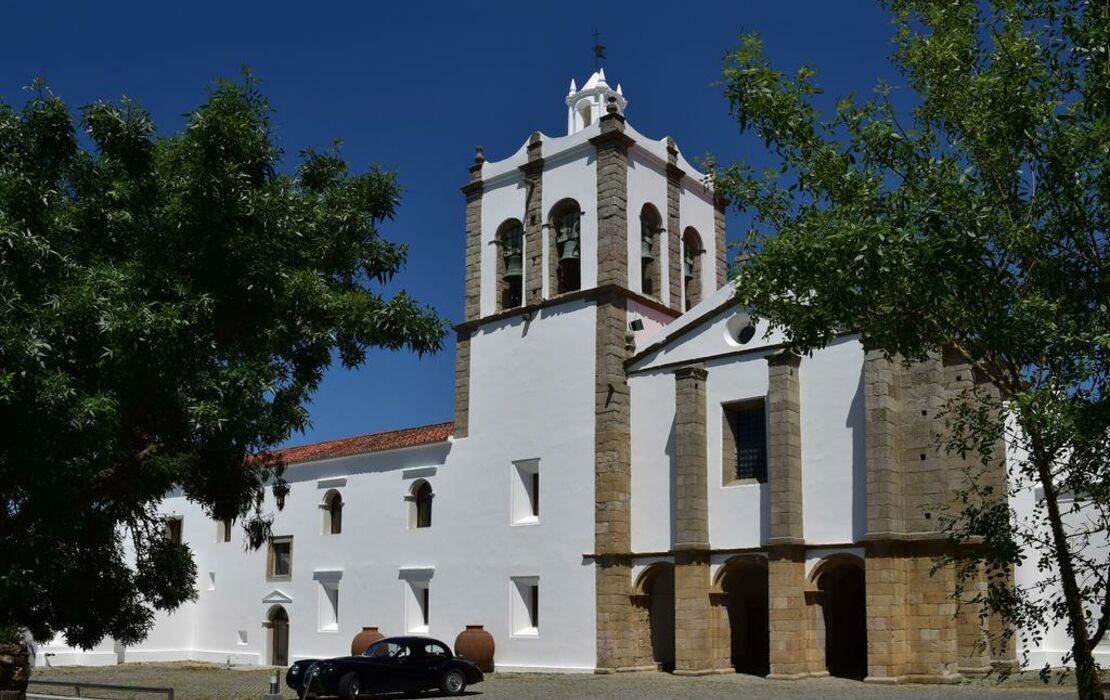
[285,636,483,698]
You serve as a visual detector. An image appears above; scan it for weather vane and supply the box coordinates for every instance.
[593,31,606,71]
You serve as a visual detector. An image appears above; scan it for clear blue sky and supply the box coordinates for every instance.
[1,1,904,448]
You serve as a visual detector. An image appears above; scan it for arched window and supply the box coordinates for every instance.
[496,219,524,311]
[577,100,593,129]
[548,199,582,295]
[639,204,663,298]
[682,228,704,310]
[322,490,343,535]
[408,480,434,529]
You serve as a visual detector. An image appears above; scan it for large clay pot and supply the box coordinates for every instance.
[454,625,494,671]
[0,641,30,693]
[350,626,385,656]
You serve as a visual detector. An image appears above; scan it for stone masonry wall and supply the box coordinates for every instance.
[522,133,544,305]
[767,351,803,544]
[666,140,683,311]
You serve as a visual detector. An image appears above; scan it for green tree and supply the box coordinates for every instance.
[715,0,1107,697]
[0,74,444,683]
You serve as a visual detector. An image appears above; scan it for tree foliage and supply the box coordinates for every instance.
[0,75,445,651]
[716,0,1107,696]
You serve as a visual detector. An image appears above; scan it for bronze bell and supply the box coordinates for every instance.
[503,251,523,279]
[641,232,654,262]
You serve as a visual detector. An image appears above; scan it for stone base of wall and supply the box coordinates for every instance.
[594,541,1004,684]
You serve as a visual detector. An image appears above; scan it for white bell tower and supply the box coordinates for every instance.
[565,69,627,135]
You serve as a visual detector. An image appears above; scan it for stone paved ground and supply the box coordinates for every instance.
[28,663,1081,700]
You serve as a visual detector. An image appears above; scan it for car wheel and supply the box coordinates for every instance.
[439,669,466,696]
[338,671,362,699]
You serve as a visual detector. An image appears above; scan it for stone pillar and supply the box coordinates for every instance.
[593,292,637,671]
[453,329,471,438]
[674,551,715,675]
[864,542,908,681]
[674,365,709,549]
[462,153,483,321]
[713,193,727,289]
[955,561,991,676]
[455,152,483,440]
[520,133,544,305]
[590,101,633,288]
[766,351,803,545]
[666,139,683,311]
[767,547,813,679]
[863,348,903,537]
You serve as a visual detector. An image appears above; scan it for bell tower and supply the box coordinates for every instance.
[452,72,727,670]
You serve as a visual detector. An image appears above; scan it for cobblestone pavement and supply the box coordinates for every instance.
[28,663,1080,700]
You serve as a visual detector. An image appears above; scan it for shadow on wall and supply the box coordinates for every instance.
[848,369,866,542]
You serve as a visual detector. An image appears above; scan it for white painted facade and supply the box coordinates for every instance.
[36,70,1082,678]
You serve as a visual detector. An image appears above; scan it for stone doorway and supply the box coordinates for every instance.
[817,561,867,680]
[267,605,289,667]
[640,564,675,672]
[721,561,769,676]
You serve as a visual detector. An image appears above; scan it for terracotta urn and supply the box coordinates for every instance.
[454,625,494,671]
[0,641,31,693]
[350,626,385,656]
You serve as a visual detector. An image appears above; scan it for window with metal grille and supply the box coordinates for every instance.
[723,400,767,483]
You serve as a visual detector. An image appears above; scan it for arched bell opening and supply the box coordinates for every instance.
[718,558,770,676]
[639,204,663,299]
[548,199,582,295]
[813,555,867,680]
[495,219,524,311]
[265,604,289,667]
[635,563,675,672]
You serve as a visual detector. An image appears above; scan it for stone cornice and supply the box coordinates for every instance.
[454,284,680,334]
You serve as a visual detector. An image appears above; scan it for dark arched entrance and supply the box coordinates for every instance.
[818,562,867,679]
[268,605,289,666]
[641,565,675,672]
[722,562,769,676]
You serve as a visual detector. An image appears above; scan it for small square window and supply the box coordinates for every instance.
[723,399,767,484]
[318,581,339,632]
[404,580,430,634]
[237,630,248,646]
[268,537,293,580]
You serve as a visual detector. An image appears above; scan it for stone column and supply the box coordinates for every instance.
[666,139,683,311]
[863,348,903,537]
[674,365,709,549]
[864,541,908,681]
[674,551,715,675]
[462,152,483,321]
[767,547,813,679]
[455,152,483,439]
[593,292,637,671]
[453,329,471,438]
[520,132,544,305]
[713,193,727,290]
[590,99,633,288]
[766,351,803,545]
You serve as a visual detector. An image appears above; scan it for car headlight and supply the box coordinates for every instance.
[290,664,301,676]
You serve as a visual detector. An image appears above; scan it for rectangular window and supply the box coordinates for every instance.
[237,630,248,646]
[723,400,767,483]
[218,519,232,543]
[318,580,339,632]
[511,459,540,525]
[511,576,540,637]
[404,579,430,634]
[207,572,216,591]
[165,517,183,544]
[268,537,293,580]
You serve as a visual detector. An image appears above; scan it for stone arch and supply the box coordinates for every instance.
[810,554,867,680]
[264,604,289,666]
[321,489,343,535]
[639,203,663,298]
[547,198,582,295]
[681,227,704,310]
[495,218,524,310]
[713,556,769,676]
[633,563,675,672]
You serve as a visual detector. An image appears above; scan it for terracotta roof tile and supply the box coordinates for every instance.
[269,422,453,465]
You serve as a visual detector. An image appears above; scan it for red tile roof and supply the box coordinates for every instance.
[270,422,453,465]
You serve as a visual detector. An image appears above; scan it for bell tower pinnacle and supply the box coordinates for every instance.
[566,69,627,135]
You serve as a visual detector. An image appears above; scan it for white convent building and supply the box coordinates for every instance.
[41,70,1086,682]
